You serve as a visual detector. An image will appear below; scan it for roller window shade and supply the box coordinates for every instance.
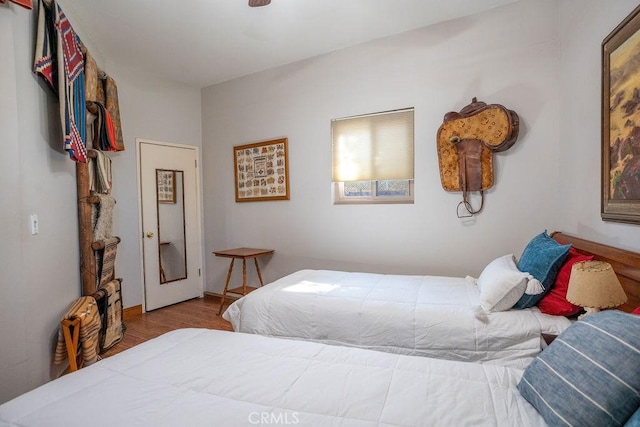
[332,109,414,182]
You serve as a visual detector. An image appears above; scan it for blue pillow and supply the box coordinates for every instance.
[518,311,640,426]
[513,231,570,308]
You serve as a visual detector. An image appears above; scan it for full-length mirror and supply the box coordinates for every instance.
[156,169,187,284]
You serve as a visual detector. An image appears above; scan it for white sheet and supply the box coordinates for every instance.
[223,269,571,368]
[0,329,545,427]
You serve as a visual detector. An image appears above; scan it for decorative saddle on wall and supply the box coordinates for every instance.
[436,98,520,217]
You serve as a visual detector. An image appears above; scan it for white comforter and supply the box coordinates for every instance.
[223,269,571,368]
[0,329,545,427]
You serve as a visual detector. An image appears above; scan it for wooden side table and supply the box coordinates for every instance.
[214,247,274,315]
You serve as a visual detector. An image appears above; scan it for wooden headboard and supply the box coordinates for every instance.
[552,232,640,313]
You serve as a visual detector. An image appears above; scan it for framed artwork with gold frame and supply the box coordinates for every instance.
[602,5,640,224]
[233,138,290,202]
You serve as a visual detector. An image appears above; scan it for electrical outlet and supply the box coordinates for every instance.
[30,213,39,235]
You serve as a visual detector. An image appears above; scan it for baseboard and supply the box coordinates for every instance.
[122,295,232,318]
[203,291,222,299]
[203,291,238,302]
[123,305,142,320]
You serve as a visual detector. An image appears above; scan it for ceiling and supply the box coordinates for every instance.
[61,0,519,89]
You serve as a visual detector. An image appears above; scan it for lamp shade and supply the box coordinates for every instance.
[566,261,627,309]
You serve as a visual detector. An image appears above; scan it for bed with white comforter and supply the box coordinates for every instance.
[223,269,572,368]
[0,328,545,427]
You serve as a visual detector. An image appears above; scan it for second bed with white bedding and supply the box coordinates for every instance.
[223,269,572,368]
[0,328,545,427]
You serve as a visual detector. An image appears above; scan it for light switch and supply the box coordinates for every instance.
[30,213,39,235]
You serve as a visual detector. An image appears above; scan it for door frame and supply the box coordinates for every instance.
[136,138,204,313]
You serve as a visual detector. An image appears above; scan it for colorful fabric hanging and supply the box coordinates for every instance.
[7,0,32,9]
[89,102,118,152]
[33,1,56,88]
[103,76,125,151]
[84,50,125,152]
[34,0,87,162]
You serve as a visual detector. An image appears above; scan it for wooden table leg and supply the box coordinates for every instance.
[254,257,265,287]
[217,258,235,316]
[242,258,247,295]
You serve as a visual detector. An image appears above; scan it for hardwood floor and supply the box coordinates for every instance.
[101,294,233,358]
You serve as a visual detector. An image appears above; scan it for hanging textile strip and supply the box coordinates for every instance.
[90,287,108,351]
[34,0,56,89]
[96,71,106,105]
[53,296,101,367]
[34,0,87,162]
[89,101,105,150]
[103,75,125,151]
[90,102,118,152]
[98,279,125,351]
[83,52,104,154]
[88,149,112,194]
[58,3,86,161]
[97,237,119,287]
[85,107,96,152]
[103,105,119,151]
[84,49,99,102]
[93,194,116,241]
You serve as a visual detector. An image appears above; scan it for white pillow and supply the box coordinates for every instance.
[477,254,530,312]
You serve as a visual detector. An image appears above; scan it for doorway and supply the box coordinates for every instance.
[138,139,203,311]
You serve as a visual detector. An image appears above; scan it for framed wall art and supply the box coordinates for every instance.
[602,4,640,224]
[234,138,290,202]
[157,169,176,204]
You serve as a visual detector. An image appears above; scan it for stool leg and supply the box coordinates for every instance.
[218,258,235,316]
[254,257,265,287]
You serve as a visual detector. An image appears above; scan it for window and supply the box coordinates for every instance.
[332,108,414,204]
[334,180,413,204]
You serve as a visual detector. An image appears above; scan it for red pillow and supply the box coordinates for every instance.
[537,248,593,316]
[633,306,640,315]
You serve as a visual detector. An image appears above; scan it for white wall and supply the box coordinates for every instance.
[0,4,81,403]
[0,7,30,405]
[0,1,201,404]
[557,0,640,251]
[201,0,562,292]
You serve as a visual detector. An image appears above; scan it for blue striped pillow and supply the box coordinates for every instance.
[626,408,640,426]
[518,310,640,426]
